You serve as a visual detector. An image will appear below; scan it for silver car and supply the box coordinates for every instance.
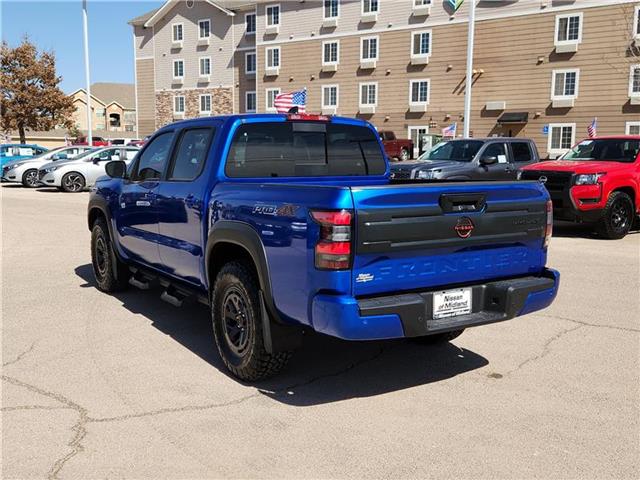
[2,146,94,187]
[38,146,139,192]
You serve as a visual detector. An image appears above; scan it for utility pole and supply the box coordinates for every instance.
[82,0,93,145]
[463,0,476,138]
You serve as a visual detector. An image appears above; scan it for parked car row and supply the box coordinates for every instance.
[1,145,139,192]
[389,135,640,239]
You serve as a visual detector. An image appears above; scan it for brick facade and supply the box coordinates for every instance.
[155,87,233,129]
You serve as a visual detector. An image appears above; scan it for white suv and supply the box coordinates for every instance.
[2,146,94,187]
[38,147,139,192]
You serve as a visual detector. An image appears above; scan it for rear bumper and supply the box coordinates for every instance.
[311,269,560,340]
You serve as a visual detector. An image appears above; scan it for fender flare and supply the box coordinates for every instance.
[205,221,302,352]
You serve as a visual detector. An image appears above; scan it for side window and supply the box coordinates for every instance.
[95,148,120,161]
[511,142,533,163]
[131,132,174,181]
[168,128,214,181]
[483,143,508,163]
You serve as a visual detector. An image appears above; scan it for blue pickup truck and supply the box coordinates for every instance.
[88,113,559,380]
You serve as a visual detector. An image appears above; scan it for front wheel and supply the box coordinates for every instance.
[411,329,465,345]
[91,217,130,292]
[22,169,39,188]
[399,148,410,162]
[61,172,86,192]
[212,262,291,381]
[597,191,634,239]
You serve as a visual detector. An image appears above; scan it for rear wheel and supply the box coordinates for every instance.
[597,191,634,239]
[22,169,39,188]
[91,217,129,292]
[61,172,85,192]
[411,329,465,345]
[399,148,410,162]
[212,262,291,381]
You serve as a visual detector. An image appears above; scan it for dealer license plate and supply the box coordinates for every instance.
[433,288,472,319]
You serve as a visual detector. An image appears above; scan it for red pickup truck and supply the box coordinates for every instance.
[520,136,640,239]
[72,136,109,147]
[379,131,414,161]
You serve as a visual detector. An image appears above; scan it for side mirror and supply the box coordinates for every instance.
[105,160,127,179]
[480,155,498,166]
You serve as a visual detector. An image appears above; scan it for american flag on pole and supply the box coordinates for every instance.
[274,88,307,113]
[587,118,597,138]
[442,122,457,138]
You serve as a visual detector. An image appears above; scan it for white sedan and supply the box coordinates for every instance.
[2,146,94,187]
[38,146,139,192]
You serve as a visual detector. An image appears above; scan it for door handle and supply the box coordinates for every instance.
[136,200,151,207]
[185,194,197,208]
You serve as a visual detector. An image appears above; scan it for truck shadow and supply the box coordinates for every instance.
[75,264,489,407]
[552,221,640,239]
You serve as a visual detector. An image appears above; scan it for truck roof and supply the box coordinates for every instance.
[158,113,374,130]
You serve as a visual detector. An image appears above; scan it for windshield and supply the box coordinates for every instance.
[421,140,484,162]
[562,139,640,163]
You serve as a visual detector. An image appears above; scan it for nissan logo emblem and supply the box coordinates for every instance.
[454,217,475,239]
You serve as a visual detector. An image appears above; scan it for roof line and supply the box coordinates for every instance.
[144,0,234,27]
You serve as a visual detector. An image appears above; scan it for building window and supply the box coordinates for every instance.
[322,85,338,108]
[409,79,430,105]
[629,65,640,97]
[359,82,377,106]
[199,57,211,77]
[245,52,256,74]
[361,36,378,60]
[245,91,257,113]
[198,19,211,39]
[266,4,280,26]
[414,0,431,5]
[96,108,105,118]
[555,13,582,46]
[266,47,280,68]
[265,88,281,112]
[173,60,184,79]
[322,40,339,65]
[324,0,339,19]
[172,23,183,42]
[174,95,185,114]
[200,94,212,114]
[634,6,640,38]
[246,13,256,34]
[552,69,579,99]
[626,122,640,135]
[548,124,575,154]
[411,30,431,58]
[362,0,378,13]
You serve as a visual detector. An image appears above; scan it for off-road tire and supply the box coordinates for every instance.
[61,172,86,192]
[212,262,291,381]
[399,148,410,162]
[91,217,130,292]
[597,191,634,240]
[411,329,465,345]
[22,169,39,188]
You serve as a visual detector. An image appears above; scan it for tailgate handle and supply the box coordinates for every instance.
[439,193,486,213]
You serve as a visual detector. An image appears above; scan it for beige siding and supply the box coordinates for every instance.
[257,2,640,157]
[234,50,257,113]
[153,2,235,90]
[136,58,156,136]
[134,25,154,58]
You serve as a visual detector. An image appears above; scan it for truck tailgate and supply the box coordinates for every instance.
[350,181,549,297]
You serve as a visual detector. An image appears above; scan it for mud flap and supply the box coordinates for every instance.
[259,291,303,353]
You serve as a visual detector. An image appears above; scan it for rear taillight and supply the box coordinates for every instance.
[544,199,553,248]
[311,210,353,270]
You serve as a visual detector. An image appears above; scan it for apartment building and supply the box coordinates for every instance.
[131,0,640,158]
[70,83,137,133]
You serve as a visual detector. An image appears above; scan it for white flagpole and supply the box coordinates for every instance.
[82,0,93,146]
[463,0,476,138]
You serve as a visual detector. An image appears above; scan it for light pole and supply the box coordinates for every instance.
[82,0,93,146]
[463,0,476,138]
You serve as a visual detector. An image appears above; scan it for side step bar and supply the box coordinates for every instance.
[160,286,186,307]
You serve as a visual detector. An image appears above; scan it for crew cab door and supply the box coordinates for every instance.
[508,141,538,176]
[155,126,216,286]
[476,142,513,180]
[114,131,174,266]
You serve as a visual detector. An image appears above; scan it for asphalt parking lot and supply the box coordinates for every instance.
[1,184,639,479]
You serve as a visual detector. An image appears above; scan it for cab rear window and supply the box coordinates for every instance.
[225,122,386,178]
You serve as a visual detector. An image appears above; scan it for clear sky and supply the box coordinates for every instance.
[1,0,164,93]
